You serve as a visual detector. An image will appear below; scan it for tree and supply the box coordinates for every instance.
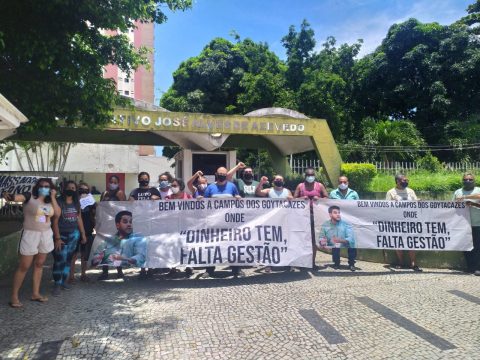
[359,119,426,163]
[0,1,192,133]
[0,141,73,172]
[353,16,480,152]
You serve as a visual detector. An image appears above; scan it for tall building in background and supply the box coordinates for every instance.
[104,21,155,155]
[103,21,155,104]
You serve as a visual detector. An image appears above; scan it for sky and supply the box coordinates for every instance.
[153,0,472,104]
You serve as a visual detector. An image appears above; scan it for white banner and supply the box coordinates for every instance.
[92,199,312,268]
[313,200,473,251]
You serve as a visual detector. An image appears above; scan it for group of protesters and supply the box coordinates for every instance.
[3,162,480,308]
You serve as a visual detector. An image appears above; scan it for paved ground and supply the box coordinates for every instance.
[0,252,479,360]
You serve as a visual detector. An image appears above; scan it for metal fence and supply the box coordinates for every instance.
[290,159,480,174]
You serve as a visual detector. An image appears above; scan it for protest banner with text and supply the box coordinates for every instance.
[313,200,473,251]
[92,199,312,268]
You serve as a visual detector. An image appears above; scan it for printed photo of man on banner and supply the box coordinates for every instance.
[313,199,473,251]
[91,210,146,268]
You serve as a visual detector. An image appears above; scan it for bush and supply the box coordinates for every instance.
[341,163,377,192]
[416,153,443,172]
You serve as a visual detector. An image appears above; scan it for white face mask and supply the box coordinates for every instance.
[198,184,207,191]
[338,183,348,190]
[305,176,315,183]
[171,186,180,194]
[109,183,119,191]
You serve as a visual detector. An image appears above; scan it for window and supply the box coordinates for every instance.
[124,90,129,95]
[124,78,129,83]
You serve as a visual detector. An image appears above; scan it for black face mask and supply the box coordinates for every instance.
[139,180,149,187]
[463,180,475,190]
[217,174,227,182]
[64,189,76,197]
[273,180,284,187]
[243,173,253,181]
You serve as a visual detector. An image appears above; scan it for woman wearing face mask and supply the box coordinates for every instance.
[98,175,125,280]
[158,171,174,199]
[100,175,126,201]
[166,178,193,200]
[187,171,208,198]
[165,178,193,277]
[69,182,97,283]
[52,181,87,296]
[3,178,60,308]
[294,167,328,271]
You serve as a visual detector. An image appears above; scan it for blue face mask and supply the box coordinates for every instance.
[38,187,50,197]
[159,180,170,189]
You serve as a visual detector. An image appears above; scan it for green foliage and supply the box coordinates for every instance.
[368,171,466,192]
[0,1,192,133]
[359,118,426,162]
[416,153,443,172]
[340,163,377,192]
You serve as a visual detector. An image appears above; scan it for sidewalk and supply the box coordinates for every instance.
[0,252,479,359]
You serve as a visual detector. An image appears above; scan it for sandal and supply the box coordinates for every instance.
[31,296,48,303]
[8,301,23,308]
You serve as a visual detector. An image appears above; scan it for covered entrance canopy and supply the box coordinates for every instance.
[8,102,342,184]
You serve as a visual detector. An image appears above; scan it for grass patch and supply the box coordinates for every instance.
[367,171,467,193]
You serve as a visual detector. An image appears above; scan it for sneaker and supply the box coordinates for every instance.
[139,271,147,280]
[233,270,246,278]
[474,270,480,276]
[52,285,61,297]
[332,264,340,270]
[349,265,357,272]
[167,268,179,277]
[312,265,321,272]
[412,265,423,272]
[98,273,109,281]
[116,272,125,279]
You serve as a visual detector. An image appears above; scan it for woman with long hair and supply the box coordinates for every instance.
[51,180,87,296]
[69,182,96,282]
[3,178,60,308]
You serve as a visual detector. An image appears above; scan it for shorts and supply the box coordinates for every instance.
[19,228,54,256]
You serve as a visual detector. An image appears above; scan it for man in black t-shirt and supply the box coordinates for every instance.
[129,172,161,200]
[128,172,160,278]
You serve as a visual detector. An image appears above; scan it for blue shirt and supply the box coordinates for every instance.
[319,219,355,248]
[329,188,359,200]
[204,182,239,198]
[92,232,146,267]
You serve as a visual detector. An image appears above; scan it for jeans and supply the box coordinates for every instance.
[332,247,356,266]
[52,229,80,285]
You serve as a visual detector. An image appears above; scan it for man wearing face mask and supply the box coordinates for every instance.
[129,172,161,201]
[386,173,421,271]
[129,172,160,278]
[201,166,243,278]
[454,172,480,275]
[228,162,259,198]
[329,176,359,271]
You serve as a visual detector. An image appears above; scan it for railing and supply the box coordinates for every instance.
[289,159,480,174]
